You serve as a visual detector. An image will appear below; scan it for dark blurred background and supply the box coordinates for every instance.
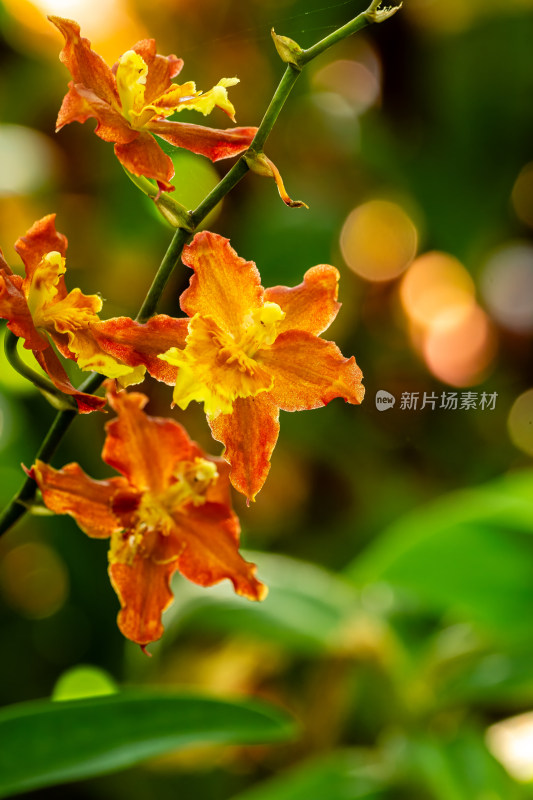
[2,0,533,797]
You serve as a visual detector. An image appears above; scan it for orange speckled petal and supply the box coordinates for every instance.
[91,315,189,385]
[173,502,267,599]
[149,120,257,162]
[103,382,197,493]
[108,533,178,646]
[49,16,119,107]
[31,460,127,537]
[15,215,68,295]
[257,331,364,411]
[130,38,183,104]
[264,264,341,336]
[33,347,106,413]
[180,231,263,335]
[114,132,175,192]
[209,394,280,501]
[60,83,135,143]
[0,266,48,351]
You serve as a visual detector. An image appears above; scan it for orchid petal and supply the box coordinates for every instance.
[103,383,200,493]
[172,503,267,600]
[32,460,127,537]
[114,132,175,191]
[209,395,280,502]
[91,315,189,384]
[180,231,263,336]
[149,120,257,162]
[49,16,119,108]
[264,265,341,336]
[257,331,365,411]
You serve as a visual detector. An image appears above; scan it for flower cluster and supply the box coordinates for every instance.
[93,231,365,500]
[2,18,365,646]
[49,16,257,191]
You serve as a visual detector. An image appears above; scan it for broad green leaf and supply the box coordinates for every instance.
[230,751,387,800]
[406,729,523,800]
[348,470,533,639]
[432,638,533,708]
[0,690,296,798]
[166,552,359,654]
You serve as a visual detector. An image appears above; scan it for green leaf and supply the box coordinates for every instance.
[167,552,359,654]
[230,751,387,800]
[0,690,296,798]
[406,728,523,800]
[348,470,533,639]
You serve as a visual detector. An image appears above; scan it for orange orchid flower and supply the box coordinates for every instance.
[92,232,365,500]
[0,216,142,412]
[30,383,266,647]
[50,17,258,191]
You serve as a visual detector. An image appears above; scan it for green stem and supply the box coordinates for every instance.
[190,157,249,227]
[0,369,107,535]
[4,330,77,410]
[300,0,401,64]
[136,228,191,323]
[300,11,371,64]
[0,0,399,537]
[249,65,300,152]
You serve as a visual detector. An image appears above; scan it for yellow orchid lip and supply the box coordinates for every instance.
[26,250,102,334]
[137,457,219,537]
[159,304,285,419]
[115,50,148,124]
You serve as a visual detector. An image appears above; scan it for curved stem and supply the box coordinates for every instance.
[0,0,399,537]
[4,330,77,410]
[0,369,107,535]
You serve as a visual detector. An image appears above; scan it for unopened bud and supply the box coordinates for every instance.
[154,195,195,231]
[271,29,304,70]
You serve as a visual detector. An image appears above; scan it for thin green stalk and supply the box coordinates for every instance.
[138,63,301,322]
[249,65,300,152]
[4,330,77,410]
[0,369,106,534]
[191,157,250,227]
[136,228,191,323]
[0,0,399,537]
[301,0,401,64]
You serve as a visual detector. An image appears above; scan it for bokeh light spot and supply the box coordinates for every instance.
[169,150,222,228]
[3,0,145,60]
[0,327,50,396]
[400,251,476,329]
[0,126,58,197]
[313,58,381,116]
[341,200,418,282]
[52,665,118,701]
[0,542,69,619]
[508,389,533,457]
[423,304,496,386]
[512,162,533,228]
[481,243,533,333]
[488,711,533,782]
[405,0,473,32]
